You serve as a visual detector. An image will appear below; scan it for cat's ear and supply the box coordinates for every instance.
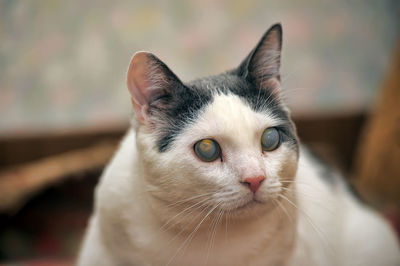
[238,23,282,94]
[127,51,183,123]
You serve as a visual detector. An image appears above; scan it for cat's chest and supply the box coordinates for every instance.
[128,214,295,266]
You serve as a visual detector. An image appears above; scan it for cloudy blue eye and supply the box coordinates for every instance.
[261,127,280,151]
[194,139,221,162]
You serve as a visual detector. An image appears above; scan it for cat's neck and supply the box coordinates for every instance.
[144,194,298,266]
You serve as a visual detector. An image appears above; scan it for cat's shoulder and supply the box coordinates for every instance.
[297,146,345,188]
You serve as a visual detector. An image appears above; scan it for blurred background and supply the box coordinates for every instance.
[0,0,399,265]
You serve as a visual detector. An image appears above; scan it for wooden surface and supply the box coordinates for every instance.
[0,141,118,212]
[354,40,400,209]
[0,125,125,168]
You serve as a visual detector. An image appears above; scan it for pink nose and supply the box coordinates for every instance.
[241,176,265,193]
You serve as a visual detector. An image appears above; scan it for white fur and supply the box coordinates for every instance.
[78,94,400,266]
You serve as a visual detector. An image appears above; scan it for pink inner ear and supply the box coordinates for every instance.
[127,51,154,123]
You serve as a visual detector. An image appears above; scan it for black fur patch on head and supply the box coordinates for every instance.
[153,73,298,153]
[151,84,212,152]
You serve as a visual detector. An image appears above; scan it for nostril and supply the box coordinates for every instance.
[241,175,265,193]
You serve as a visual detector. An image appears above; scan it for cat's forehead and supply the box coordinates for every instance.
[201,93,277,131]
[184,93,281,147]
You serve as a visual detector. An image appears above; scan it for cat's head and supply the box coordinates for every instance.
[127,24,299,222]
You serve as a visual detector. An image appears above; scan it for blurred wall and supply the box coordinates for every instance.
[0,0,399,136]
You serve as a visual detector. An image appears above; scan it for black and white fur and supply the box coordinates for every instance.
[78,24,400,266]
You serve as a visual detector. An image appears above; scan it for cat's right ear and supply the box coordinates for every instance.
[127,51,183,124]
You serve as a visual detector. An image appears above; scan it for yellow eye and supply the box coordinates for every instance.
[261,127,280,151]
[194,139,221,162]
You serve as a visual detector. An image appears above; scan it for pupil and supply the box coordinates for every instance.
[200,140,213,153]
[200,140,215,157]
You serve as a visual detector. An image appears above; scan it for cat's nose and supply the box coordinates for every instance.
[241,175,265,193]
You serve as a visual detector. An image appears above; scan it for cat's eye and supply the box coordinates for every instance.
[261,127,280,151]
[194,139,221,162]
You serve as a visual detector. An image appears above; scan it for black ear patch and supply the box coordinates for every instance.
[155,84,212,152]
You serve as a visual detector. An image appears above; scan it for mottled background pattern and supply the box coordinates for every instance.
[1,0,399,136]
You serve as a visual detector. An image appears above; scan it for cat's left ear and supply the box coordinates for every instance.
[238,23,282,94]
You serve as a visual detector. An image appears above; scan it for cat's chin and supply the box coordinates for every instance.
[233,199,262,211]
[225,198,274,218]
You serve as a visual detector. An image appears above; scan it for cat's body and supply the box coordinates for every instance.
[78,24,399,265]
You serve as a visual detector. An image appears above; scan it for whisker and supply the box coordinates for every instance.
[166,202,222,266]
[161,197,212,232]
[279,180,318,189]
[279,179,331,196]
[279,180,309,184]
[225,210,230,242]
[205,208,224,265]
[278,193,335,256]
[273,198,295,225]
[280,187,335,215]
[271,198,282,220]
[166,200,211,245]
[164,192,215,209]
[281,186,317,199]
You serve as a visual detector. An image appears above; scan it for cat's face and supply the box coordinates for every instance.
[128,24,299,222]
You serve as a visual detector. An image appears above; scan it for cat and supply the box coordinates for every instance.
[78,24,400,266]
